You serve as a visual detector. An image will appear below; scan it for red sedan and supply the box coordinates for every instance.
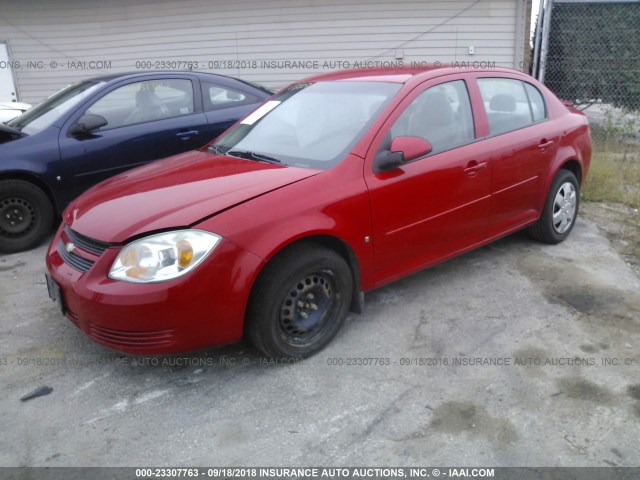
[45,67,591,358]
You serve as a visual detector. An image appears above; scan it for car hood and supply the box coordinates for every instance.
[64,150,321,243]
[0,101,31,111]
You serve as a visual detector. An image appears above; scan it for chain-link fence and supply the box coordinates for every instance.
[532,0,640,114]
[531,0,640,207]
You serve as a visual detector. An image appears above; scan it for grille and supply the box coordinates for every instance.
[64,225,110,256]
[58,241,94,273]
[88,323,176,349]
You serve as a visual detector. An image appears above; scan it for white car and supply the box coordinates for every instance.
[0,101,31,123]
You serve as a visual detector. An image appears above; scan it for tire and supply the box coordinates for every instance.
[0,180,54,254]
[246,243,353,359]
[528,169,580,244]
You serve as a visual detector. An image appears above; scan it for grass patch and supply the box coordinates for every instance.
[580,111,640,269]
[582,141,640,208]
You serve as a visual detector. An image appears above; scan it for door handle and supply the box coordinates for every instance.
[538,139,555,150]
[463,161,487,176]
[176,130,199,139]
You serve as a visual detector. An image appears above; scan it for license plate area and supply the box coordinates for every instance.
[45,274,66,314]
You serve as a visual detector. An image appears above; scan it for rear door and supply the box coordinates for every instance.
[474,76,559,230]
[365,75,492,285]
[58,75,207,203]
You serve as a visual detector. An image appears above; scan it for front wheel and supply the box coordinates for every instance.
[528,169,580,244]
[0,180,54,254]
[245,243,353,359]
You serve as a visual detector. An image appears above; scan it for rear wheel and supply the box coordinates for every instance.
[0,180,53,253]
[246,243,353,359]
[528,169,580,244]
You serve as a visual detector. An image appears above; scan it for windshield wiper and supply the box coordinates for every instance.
[208,144,226,155]
[0,123,27,136]
[227,150,283,165]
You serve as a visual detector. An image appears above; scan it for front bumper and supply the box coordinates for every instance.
[45,224,264,355]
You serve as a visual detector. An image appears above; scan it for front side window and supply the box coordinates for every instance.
[390,80,475,155]
[478,78,542,136]
[211,81,401,170]
[7,81,104,135]
[86,79,194,130]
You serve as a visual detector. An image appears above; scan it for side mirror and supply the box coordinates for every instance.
[374,136,433,172]
[390,136,433,162]
[69,114,108,136]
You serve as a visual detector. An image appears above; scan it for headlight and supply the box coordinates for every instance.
[108,230,221,283]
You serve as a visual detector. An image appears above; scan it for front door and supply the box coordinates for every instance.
[365,77,492,285]
[58,77,207,204]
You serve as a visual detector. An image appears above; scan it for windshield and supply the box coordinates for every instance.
[7,81,105,135]
[210,81,402,169]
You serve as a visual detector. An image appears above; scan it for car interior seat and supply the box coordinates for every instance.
[487,94,519,134]
[124,89,170,125]
[408,92,457,152]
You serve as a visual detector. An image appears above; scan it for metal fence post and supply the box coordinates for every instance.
[531,0,545,78]
[538,0,554,84]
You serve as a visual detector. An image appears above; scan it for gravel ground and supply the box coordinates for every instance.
[1,211,639,467]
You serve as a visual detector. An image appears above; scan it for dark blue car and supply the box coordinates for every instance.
[0,71,271,253]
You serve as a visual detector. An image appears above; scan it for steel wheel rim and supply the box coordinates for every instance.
[0,197,36,237]
[279,270,337,347]
[552,181,577,234]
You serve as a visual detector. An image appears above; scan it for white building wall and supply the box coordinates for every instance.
[0,0,524,104]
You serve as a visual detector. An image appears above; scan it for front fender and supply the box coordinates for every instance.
[195,155,376,290]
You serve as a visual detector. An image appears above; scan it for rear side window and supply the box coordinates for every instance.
[478,78,545,136]
[202,82,260,111]
[524,83,546,122]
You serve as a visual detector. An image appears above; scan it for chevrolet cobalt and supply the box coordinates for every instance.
[46,67,591,358]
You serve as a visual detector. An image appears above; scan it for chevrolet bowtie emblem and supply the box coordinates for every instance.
[65,242,76,253]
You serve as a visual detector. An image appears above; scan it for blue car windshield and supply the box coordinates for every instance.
[210,81,402,170]
[7,81,104,135]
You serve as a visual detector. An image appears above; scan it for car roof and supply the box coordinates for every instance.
[82,71,246,84]
[77,71,273,95]
[302,66,527,84]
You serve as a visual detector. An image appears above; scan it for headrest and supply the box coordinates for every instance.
[419,92,454,125]
[490,94,516,113]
